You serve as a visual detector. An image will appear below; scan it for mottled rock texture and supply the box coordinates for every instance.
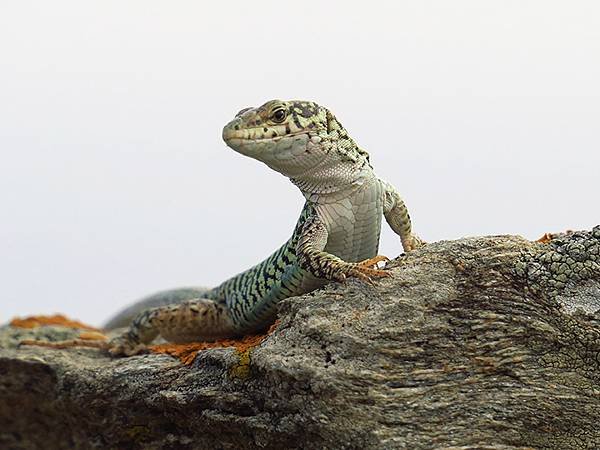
[1,228,599,450]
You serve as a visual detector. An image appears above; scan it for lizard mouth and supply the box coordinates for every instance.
[222,128,311,146]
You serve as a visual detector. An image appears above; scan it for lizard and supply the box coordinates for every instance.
[23,99,423,356]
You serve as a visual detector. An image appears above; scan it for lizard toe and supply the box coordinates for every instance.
[357,255,390,269]
[345,264,391,284]
[107,336,148,357]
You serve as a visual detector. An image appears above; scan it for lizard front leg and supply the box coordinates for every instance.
[108,298,236,356]
[382,180,424,252]
[296,215,390,283]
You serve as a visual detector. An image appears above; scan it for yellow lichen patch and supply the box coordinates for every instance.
[9,314,99,331]
[229,348,252,379]
[149,320,280,366]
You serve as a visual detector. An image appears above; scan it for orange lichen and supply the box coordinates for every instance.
[536,233,554,244]
[150,320,280,365]
[9,314,99,331]
[14,313,281,366]
[78,331,109,341]
[536,229,574,244]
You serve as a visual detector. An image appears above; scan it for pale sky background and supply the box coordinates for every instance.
[1,1,598,326]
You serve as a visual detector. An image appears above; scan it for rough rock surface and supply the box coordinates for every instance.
[1,228,600,450]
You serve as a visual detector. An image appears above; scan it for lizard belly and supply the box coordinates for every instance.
[213,180,385,332]
[320,179,384,263]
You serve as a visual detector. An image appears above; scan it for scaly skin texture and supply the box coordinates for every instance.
[75,100,423,356]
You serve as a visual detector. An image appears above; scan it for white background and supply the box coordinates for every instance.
[1,1,598,326]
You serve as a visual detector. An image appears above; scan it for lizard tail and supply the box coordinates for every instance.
[103,287,211,330]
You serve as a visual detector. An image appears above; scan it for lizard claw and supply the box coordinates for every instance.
[357,255,390,269]
[345,263,392,284]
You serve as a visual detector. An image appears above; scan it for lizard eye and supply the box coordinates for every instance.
[271,108,287,123]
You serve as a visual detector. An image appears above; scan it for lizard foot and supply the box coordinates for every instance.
[403,234,426,252]
[357,255,390,268]
[341,262,392,284]
[107,335,149,357]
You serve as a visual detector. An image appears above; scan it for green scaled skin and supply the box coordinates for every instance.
[104,100,423,356]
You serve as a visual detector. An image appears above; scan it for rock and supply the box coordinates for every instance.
[1,228,600,450]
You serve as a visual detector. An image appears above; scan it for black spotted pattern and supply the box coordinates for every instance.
[204,203,317,332]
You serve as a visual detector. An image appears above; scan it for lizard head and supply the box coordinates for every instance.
[222,100,371,187]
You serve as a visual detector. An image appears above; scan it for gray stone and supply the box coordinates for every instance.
[1,230,600,449]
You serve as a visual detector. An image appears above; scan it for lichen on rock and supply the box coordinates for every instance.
[515,226,600,300]
[1,228,600,449]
